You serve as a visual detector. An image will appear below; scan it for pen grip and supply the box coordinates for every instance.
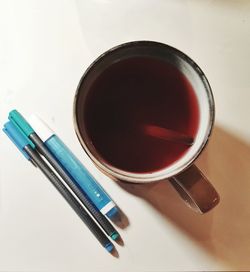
[24,146,112,249]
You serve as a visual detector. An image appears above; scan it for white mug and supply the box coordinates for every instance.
[74,41,220,213]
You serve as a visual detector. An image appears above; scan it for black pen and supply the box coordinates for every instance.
[3,121,114,253]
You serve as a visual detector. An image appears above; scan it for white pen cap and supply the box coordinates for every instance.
[28,114,54,142]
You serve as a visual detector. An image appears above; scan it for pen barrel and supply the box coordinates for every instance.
[43,135,116,217]
[29,133,118,238]
[24,146,113,249]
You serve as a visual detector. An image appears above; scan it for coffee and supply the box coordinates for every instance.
[84,56,199,173]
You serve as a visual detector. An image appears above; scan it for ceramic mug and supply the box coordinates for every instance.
[73,41,220,213]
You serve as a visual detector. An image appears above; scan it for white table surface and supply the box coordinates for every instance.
[1,1,250,271]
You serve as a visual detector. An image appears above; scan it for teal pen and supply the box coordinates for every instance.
[3,121,114,252]
[8,110,119,240]
[8,110,119,219]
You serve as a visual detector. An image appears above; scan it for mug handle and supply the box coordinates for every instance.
[168,165,220,213]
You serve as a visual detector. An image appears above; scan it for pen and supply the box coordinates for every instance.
[9,110,119,219]
[3,121,114,253]
[8,110,119,240]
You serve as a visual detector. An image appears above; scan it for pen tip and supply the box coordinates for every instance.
[111,232,119,241]
[105,243,114,253]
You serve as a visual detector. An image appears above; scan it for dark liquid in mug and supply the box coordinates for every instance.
[84,57,199,173]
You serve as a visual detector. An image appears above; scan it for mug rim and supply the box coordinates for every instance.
[73,40,215,183]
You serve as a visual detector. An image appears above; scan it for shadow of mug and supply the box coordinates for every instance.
[73,41,249,268]
[116,126,250,270]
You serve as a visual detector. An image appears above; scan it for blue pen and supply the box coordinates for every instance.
[3,121,114,252]
[24,114,118,219]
